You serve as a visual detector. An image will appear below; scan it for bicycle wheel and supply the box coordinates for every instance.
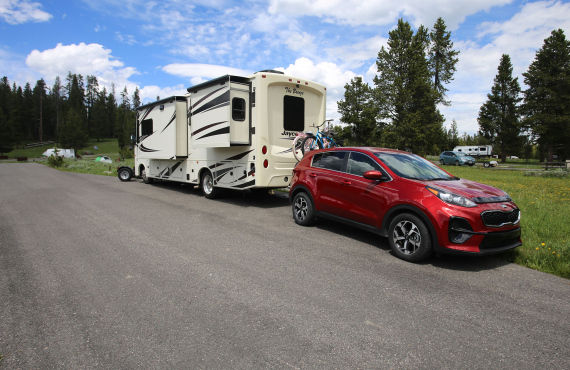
[302,136,322,154]
[292,134,306,161]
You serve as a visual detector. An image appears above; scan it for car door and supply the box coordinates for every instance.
[311,151,349,216]
[341,151,393,227]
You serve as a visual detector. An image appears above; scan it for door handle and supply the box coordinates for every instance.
[341,180,351,185]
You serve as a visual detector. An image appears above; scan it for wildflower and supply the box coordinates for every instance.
[541,242,546,246]
[535,247,539,250]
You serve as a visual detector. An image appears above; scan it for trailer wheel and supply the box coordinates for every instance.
[118,167,133,182]
[141,167,153,184]
[201,171,218,199]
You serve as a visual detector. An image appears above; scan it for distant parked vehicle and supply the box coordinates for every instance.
[439,151,475,166]
[453,145,492,157]
[95,156,113,164]
[42,148,75,159]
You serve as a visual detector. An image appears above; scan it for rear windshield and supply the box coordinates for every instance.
[375,152,454,181]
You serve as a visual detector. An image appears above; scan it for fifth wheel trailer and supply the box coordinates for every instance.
[133,70,327,197]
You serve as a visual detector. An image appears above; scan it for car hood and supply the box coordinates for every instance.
[428,178,508,201]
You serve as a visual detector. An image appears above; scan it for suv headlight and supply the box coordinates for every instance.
[426,186,477,208]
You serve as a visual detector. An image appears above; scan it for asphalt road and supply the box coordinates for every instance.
[1,163,569,369]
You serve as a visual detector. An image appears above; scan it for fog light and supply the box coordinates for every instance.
[449,217,474,244]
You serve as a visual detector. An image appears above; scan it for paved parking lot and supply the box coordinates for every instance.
[1,163,569,368]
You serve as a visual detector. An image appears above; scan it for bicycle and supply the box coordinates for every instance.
[292,119,339,161]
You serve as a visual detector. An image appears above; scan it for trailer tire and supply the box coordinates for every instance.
[141,167,153,184]
[118,166,133,182]
[201,171,218,199]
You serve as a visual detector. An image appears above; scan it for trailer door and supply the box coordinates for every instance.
[229,82,250,145]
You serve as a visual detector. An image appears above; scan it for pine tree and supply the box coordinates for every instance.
[522,29,570,161]
[132,87,141,109]
[478,54,523,162]
[337,77,378,145]
[86,75,99,137]
[32,79,47,142]
[374,19,445,155]
[429,17,459,105]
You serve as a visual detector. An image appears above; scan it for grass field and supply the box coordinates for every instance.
[444,165,569,278]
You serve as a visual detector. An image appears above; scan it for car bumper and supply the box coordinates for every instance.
[437,227,522,255]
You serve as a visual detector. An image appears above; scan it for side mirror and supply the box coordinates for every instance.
[363,170,388,181]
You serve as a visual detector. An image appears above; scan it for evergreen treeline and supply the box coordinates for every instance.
[337,18,570,161]
[478,29,570,162]
[0,72,140,153]
[337,17,458,156]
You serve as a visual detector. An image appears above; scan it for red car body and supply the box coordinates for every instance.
[289,147,521,261]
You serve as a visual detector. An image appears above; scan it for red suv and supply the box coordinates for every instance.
[289,147,521,262]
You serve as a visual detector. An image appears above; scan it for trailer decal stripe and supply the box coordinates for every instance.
[139,144,159,152]
[225,149,254,161]
[196,127,230,140]
[277,148,293,154]
[214,166,235,180]
[195,101,230,115]
[234,180,256,189]
[192,121,226,136]
[160,111,177,133]
[192,91,230,116]
[191,86,226,110]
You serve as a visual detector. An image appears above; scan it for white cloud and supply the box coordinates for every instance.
[162,63,251,81]
[325,36,387,70]
[445,1,570,134]
[139,84,188,104]
[25,43,138,89]
[0,0,52,24]
[268,0,512,29]
[0,46,40,86]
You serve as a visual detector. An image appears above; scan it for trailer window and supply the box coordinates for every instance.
[283,95,304,131]
[232,97,246,121]
[141,119,153,137]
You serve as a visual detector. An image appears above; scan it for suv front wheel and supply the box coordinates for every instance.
[292,191,315,226]
[388,213,432,262]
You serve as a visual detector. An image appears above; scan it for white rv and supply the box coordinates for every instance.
[453,145,492,157]
[133,70,326,197]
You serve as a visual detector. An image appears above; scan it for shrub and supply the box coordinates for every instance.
[119,146,133,160]
[47,155,64,167]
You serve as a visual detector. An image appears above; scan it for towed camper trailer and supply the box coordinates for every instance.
[132,71,327,197]
[453,145,492,157]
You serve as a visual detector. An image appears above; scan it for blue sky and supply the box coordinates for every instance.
[1,0,569,134]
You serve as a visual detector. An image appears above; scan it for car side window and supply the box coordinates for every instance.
[347,152,382,177]
[312,152,346,172]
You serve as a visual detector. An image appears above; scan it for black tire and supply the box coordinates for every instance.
[439,159,445,165]
[388,213,432,262]
[301,136,321,154]
[455,160,459,166]
[201,171,219,199]
[141,167,153,184]
[118,167,133,182]
[292,191,315,226]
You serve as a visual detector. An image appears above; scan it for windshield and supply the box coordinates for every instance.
[375,152,455,181]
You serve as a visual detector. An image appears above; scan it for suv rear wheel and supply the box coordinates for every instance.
[388,213,432,262]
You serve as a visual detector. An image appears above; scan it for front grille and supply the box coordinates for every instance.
[481,209,520,227]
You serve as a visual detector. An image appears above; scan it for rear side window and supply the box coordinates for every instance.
[232,97,246,121]
[141,119,153,137]
[283,95,304,131]
[347,152,382,176]
[312,152,346,172]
